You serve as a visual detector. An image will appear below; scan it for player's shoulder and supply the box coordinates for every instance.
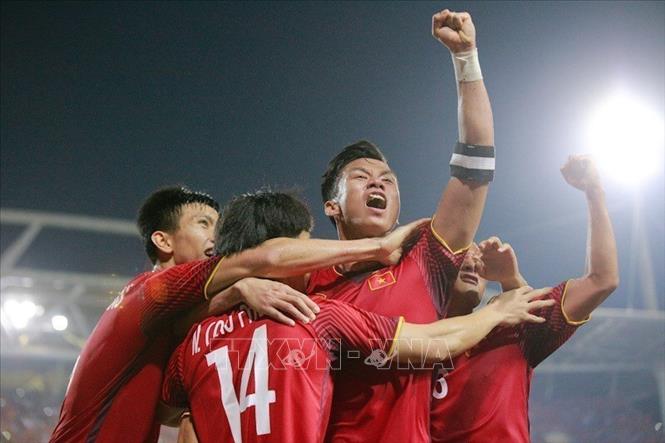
[407,223,432,250]
[122,270,156,293]
[105,271,154,309]
[551,280,570,296]
[403,222,460,259]
[538,280,570,302]
[128,269,156,283]
[307,267,341,290]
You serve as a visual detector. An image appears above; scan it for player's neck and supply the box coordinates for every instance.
[153,257,176,271]
[336,223,360,242]
[335,224,385,274]
[445,298,475,317]
[336,221,387,242]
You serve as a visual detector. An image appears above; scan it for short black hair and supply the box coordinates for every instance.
[320,140,388,225]
[137,186,219,263]
[215,189,313,257]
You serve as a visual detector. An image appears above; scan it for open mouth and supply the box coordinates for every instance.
[366,193,387,210]
[204,248,215,257]
[460,273,479,285]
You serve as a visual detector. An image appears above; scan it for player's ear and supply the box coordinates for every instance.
[151,231,174,256]
[324,200,341,219]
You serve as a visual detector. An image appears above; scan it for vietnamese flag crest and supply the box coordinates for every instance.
[367,270,397,291]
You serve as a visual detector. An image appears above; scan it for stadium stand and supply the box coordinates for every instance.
[1,208,663,442]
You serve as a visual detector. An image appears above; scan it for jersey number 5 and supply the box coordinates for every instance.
[206,325,276,443]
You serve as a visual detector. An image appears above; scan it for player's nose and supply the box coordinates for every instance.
[460,257,475,272]
[366,176,385,190]
[471,256,482,272]
[462,253,481,273]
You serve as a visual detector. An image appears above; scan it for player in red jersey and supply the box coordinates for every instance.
[49,186,430,443]
[50,187,224,443]
[162,190,556,443]
[430,155,619,442]
[308,9,495,442]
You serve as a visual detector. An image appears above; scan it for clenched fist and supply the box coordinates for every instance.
[432,9,476,53]
[560,155,602,193]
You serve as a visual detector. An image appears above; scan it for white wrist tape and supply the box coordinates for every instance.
[451,48,482,83]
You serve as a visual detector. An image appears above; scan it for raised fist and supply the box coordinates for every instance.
[560,155,602,192]
[432,9,476,53]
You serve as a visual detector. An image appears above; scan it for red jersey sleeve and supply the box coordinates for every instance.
[310,297,401,357]
[161,342,188,408]
[139,256,223,335]
[520,280,587,368]
[408,223,468,318]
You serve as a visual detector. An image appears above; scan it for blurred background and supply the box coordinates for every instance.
[1,2,663,442]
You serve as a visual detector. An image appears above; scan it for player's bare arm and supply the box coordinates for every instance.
[154,406,199,442]
[559,155,619,321]
[177,414,198,443]
[168,218,427,329]
[393,286,555,362]
[204,218,428,296]
[431,9,495,252]
[478,156,618,321]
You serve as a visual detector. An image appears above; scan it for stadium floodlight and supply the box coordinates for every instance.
[2,299,42,329]
[51,315,69,331]
[585,91,664,184]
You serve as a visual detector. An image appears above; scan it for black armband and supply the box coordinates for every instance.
[449,142,495,182]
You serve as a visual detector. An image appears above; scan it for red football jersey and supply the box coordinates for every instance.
[306,224,466,443]
[162,297,401,443]
[50,257,222,443]
[430,281,586,443]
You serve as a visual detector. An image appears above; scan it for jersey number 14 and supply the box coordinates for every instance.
[206,325,276,443]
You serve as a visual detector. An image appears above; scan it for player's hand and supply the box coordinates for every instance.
[177,413,198,443]
[490,286,556,326]
[560,155,602,193]
[235,277,319,326]
[478,236,522,286]
[378,218,430,265]
[432,9,476,53]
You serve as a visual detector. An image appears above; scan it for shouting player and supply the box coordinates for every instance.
[161,190,555,443]
[430,155,619,442]
[307,9,494,442]
[49,186,431,442]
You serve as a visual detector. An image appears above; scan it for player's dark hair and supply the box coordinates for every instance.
[215,189,313,257]
[137,186,220,263]
[321,140,388,226]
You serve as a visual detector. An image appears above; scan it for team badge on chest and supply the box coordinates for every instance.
[367,270,397,291]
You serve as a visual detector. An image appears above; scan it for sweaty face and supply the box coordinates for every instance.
[450,243,488,312]
[327,158,400,239]
[170,203,219,265]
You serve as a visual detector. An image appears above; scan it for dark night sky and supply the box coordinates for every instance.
[1,1,664,307]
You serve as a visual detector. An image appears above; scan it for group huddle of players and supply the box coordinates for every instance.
[48,9,619,443]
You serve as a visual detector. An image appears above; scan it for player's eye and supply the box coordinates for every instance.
[354,174,368,180]
[198,219,210,227]
[382,177,394,184]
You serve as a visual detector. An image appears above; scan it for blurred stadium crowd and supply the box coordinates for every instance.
[1,381,661,443]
